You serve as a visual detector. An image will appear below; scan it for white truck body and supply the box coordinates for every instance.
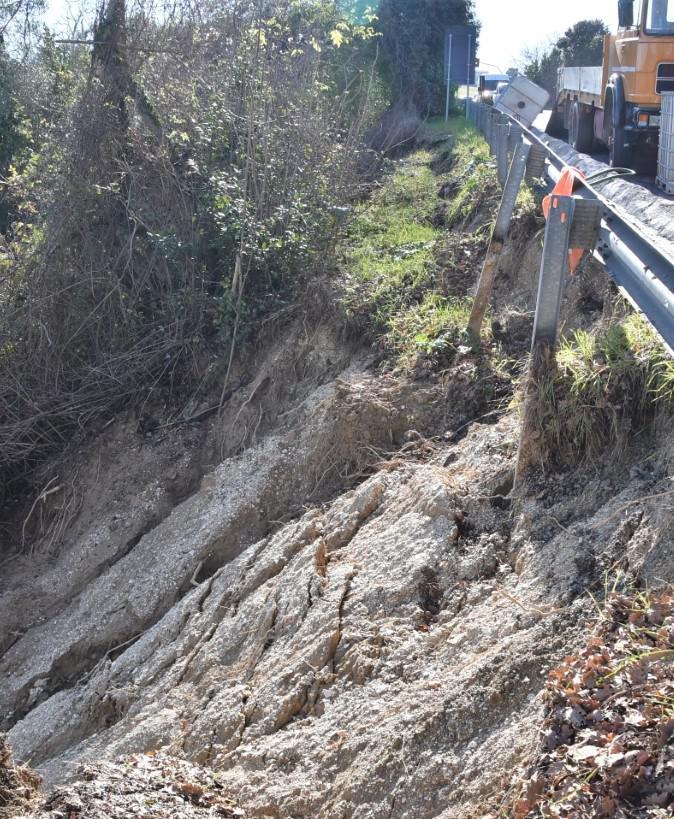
[557,67,603,106]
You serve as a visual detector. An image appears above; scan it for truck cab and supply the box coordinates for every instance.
[603,0,674,164]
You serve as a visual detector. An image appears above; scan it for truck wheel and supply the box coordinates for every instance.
[609,122,632,168]
[569,102,594,153]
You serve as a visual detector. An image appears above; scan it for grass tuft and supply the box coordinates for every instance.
[384,292,474,369]
[537,312,674,461]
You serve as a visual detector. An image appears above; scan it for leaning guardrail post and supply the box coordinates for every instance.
[514,195,575,484]
[496,122,509,187]
[467,139,532,342]
[524,143,548,182]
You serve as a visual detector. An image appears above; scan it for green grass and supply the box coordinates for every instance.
[338,116,499,366]
[539,312,674,460]
[385,292,474,369]
[421,115,476,137]
[339,149,442,332]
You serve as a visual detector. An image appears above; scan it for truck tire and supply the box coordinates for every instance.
[604,75,632,168]
[609,122,632,168]
[569,102,594,153]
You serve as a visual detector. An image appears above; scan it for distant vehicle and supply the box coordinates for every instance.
[494,81,511,105]
[552,0,674,170]
[476,73,511,105]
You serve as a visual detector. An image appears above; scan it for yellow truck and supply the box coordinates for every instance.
[554,0,674,169]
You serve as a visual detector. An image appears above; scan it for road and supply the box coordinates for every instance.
[531,110,673,200]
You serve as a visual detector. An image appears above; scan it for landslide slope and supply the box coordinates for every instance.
[3,124,674,819]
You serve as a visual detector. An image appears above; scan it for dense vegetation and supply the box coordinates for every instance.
[0,0,479,492]
[522,19,609,98]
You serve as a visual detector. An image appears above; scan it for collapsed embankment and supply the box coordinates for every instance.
[2,122,674,819]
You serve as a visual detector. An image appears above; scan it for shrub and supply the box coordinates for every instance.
[0,0,382,489]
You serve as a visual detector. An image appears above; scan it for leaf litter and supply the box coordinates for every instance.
[0,733,41,818]
[500,588,674,817]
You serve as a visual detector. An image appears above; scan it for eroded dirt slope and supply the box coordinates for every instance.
[5,395,674,817]
[3,136,674,819]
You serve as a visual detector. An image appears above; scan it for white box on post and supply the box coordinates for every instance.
[495,76,550,128]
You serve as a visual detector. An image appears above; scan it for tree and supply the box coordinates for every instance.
[0,44,30,233]
[522,45,562,99]
[557,19,608,67]
[377,0,477,116]
[522,19,608,99]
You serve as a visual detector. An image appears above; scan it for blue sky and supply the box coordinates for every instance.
[474,0,619,72]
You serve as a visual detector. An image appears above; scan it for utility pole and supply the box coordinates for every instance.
[445,32,453,121]
[465,33,472,112]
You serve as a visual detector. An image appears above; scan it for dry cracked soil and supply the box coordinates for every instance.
[2,141,674,819]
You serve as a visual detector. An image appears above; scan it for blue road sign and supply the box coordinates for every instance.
[445,25,478,87]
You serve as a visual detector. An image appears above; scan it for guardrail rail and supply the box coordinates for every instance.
[464,99,674,480]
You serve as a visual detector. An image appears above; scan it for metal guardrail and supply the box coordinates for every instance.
[466,99,674,354]
[464,99,674,480]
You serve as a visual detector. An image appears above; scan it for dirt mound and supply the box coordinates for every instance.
[0,733,41,818]
[27,753,243,818]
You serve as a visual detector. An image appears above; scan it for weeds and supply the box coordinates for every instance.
[536,313,674,462]
[338,116,499,366]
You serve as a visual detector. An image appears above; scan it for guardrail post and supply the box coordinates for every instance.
[496,123,509,187]
[467,139,532,341]
[525,143,547,182]
[514,195,575,484]
[531,195,576,347]
[507,123,522,162]
[486,110,495,151]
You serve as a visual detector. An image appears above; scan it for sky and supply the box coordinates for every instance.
[473,0,619,73]
[43,0,620,67]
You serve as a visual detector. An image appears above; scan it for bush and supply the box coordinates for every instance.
[0,0,383,489]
